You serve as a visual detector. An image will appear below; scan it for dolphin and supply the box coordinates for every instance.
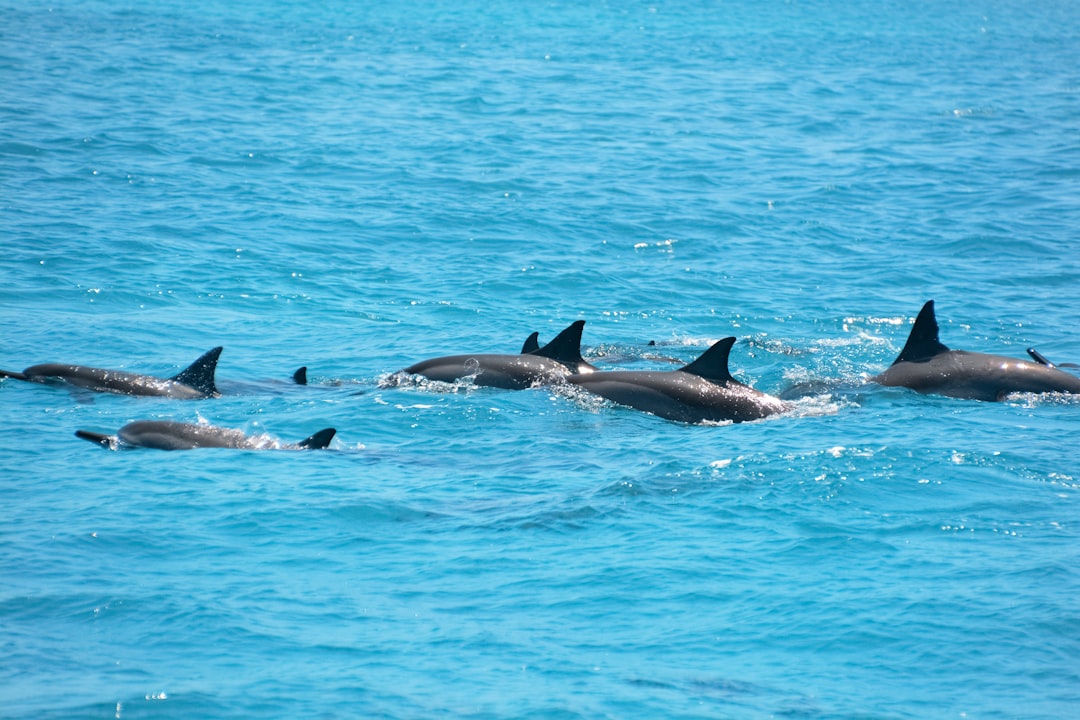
[75,420,336,451]
[874,300,1080,401]
[567,336,789,424]
[400,320,597,389]
[0,347,223,399]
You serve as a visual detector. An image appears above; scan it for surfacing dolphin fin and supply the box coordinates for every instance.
[531,320,593,373]
[171,346,223,396]
[298,428,336,449]
[892,300,950,364]
[520,332,540,354]
[678,336,737,384]
[293,366,308,385]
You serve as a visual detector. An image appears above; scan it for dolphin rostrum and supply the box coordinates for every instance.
[75,420,336,451]
[400,320,597,389]
[0,347,223,398]
[874,300,1080,401]
[567,336,788,424]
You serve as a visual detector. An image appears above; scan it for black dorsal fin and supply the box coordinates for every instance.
[533,320,586,366]
[520,332,540,354]
[298,428,336,449]
[679,337,737,384]
[172,346,223,396]
[293,366,308,385]
[893,300,950,364]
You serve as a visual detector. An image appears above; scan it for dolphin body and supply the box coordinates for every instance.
[0,347,223,399]
[567,336,788,424]
[75,420,336,451]
[401,320,597,389]
[874,300,1080,401]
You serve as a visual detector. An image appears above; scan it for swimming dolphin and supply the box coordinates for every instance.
[75,420,336,451]
[874,300,1080,401]
[0,347,223,398]
[401,320,597,389]
[567,336,789,424]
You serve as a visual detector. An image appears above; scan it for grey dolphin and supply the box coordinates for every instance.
[75,420,336,451]
[0,347,223,398]
[567,337,789,424]
[874,300,1080,401]
[401,320,597,389]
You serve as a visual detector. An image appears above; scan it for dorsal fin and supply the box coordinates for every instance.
[679,337,737,384]
[172,346,223,396]
[293,366,308,385]
[893,300,950,364]
[520,332,540,354]
[533,320,587,366]
[298,428,336,449]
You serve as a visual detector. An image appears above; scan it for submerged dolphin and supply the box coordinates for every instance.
[401,320,597,389]
[874,300,1080,401]
[0,347,223,398]
[567,336,788,424]
[75,420,336,451]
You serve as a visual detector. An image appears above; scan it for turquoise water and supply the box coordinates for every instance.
[3,1,1079,717]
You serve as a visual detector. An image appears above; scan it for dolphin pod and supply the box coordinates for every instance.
[2,302,1078,450]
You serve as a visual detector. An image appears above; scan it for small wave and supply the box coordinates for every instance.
[1003,391,1080,407]
[377,371,480,393]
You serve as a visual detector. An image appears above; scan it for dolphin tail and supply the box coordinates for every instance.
[680,337,738,384]
[172,346,223,396]
[293,366,308,385]
[0,368,29,381]
[1027,347,1055,368]
[533,320,591,371]
[520,332,540,354]
[1027,347,1080,370]
[892,300,950,364]
[75,429,118,449]
[298,428,336,449]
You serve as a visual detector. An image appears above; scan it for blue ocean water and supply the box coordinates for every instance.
[2,0,1079,717]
